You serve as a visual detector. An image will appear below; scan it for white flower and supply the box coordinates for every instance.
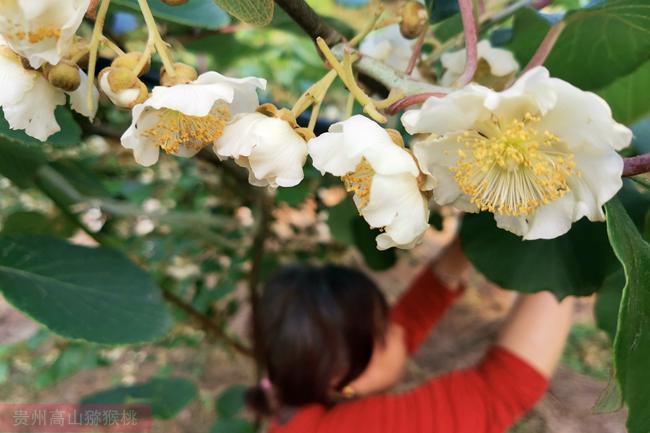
[440,40,519,88]
[121,72,266,166]
[0,0,89,68]
[98,68,148,109]
[309,115,430,250]
[402,67,632,240]
[214,110,309,188]
[0,44,97,140]
[360,24,422,79]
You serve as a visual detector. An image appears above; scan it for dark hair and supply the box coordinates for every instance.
[247,264,389,415]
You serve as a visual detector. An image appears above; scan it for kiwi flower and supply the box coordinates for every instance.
[214,104,311,188]
[308,115,430,250]
[402,67,632,240]
[359,24,422,79]
[0,41,97,140]
[0,0,89,68]
[120,72,266,166]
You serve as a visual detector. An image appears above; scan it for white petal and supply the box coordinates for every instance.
[308,116,371,176]
[477,40,519,77]
[521,195,576,240]
[0,49,35,106]
[485,67,557,119]
[121,105,161,166]
[214,113,261,158]
[68,70,98,120]
[359,25,418,76]
[194,71,266,115]
[99,72,141,108]
[494,214,528,237]
[401,87,490,135]
[361,173,430,250]
[537,77,632,152]
[3,72,65,141]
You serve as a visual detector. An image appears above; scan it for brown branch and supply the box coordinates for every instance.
[163,290,253,357]
[623,153,650,177]
[274,0,343,46]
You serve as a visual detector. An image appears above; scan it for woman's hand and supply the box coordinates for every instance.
[431,236,472,292]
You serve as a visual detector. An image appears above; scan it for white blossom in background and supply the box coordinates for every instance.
[0,0,90,68]
[309,115,430,250]
[121,72,266,166]
[402,67,631,240]
[214,105,310,188]
[440,40,519,88]
[360,24,422,79]
[0,43,97,140]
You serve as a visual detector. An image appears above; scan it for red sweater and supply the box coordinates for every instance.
[270,267,548,433]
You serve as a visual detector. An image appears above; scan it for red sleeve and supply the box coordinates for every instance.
[390,265,463,354]
[314,347,549,433]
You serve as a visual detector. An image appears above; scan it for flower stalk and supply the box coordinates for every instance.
[86,0,111,112]
[456,0,479,86]
[522,21,566,73]
[623,153,650,177]
[137,0,176,77]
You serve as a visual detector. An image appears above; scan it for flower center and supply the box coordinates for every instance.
[4,22,61,44]
[342,158,375,209]
[142,101,231,154]
[451,113,576,217]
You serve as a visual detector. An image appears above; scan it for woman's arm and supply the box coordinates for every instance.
[496,292,575,377]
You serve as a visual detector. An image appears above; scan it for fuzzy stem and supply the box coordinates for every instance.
[456,0,479,86]
[406,29,427,76]
[100,36,125,56]
[348,6,384,47]
[522,21,566,73]
[623,153,650,177]
[86,0,111,113]
[291,69,338,118]
[137,0,176,77]
[385,92,448,115]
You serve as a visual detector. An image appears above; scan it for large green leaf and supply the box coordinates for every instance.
[507,1,650,90]
[112,0,230,30]
[630,117,650,154]
[1,211,76,238]
[0,235,172,344]
[605,198,650,433]
[461,213,618,298]
[210,418,255,433]
[598,61,650,125]
[215,384,247,418]
[594,269,625,341]
[214,0,274,25]
[82,378,198,419]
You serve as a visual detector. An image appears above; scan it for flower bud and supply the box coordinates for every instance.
[160,0,189,5]
[43,61,81,91]
[399,1,428,39]
[160,63,198,86]
[111,51,150,76]
[99,67,149,108]
[65,37,89,68]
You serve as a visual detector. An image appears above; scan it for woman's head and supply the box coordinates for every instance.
[250,264,391,410]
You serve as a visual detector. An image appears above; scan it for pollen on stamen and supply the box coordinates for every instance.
[342,158,375,210]
[141,101,231,155]
[450,113,576,217]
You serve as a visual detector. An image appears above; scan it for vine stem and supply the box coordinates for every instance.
[405,29,427,76]
[385,92,448,115]
[137,0,176,77]
[86,0,111,113]
[522,21,566,73]
[456,0,479,86]
[623,153,650,177]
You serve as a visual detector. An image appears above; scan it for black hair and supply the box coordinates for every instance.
[246,264,389,415]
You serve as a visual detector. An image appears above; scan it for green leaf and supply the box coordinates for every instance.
[0,107,81,148]
[598,61,650,125]
[0,235,172,344]
[460,213,618,298]
[0,138,46,188]
[630,117,650,154]
[82,378,198,419]
[425,0,459,22]
[210,418,254,433]
[276,181,312,207]
[215,384,247,418]
[507,0,650,90]
[594,269,625,341]
[112,0,231,30]
[327,197,357,246]
[605,198,650,433]
[214,0,274,25]
[2,211,76,238]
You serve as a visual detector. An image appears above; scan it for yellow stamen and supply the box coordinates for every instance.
[342,158,375,210]
[141,101,231,154]
[451,113,576,217]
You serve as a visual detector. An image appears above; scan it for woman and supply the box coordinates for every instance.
[248,239,574,433]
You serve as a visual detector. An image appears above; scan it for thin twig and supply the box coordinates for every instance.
[385,92,447,115]
[623,153,650,177]
[405,29,427,76]
[522,21,565,73]
[456,0,479,86]
[163,291,253,357]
